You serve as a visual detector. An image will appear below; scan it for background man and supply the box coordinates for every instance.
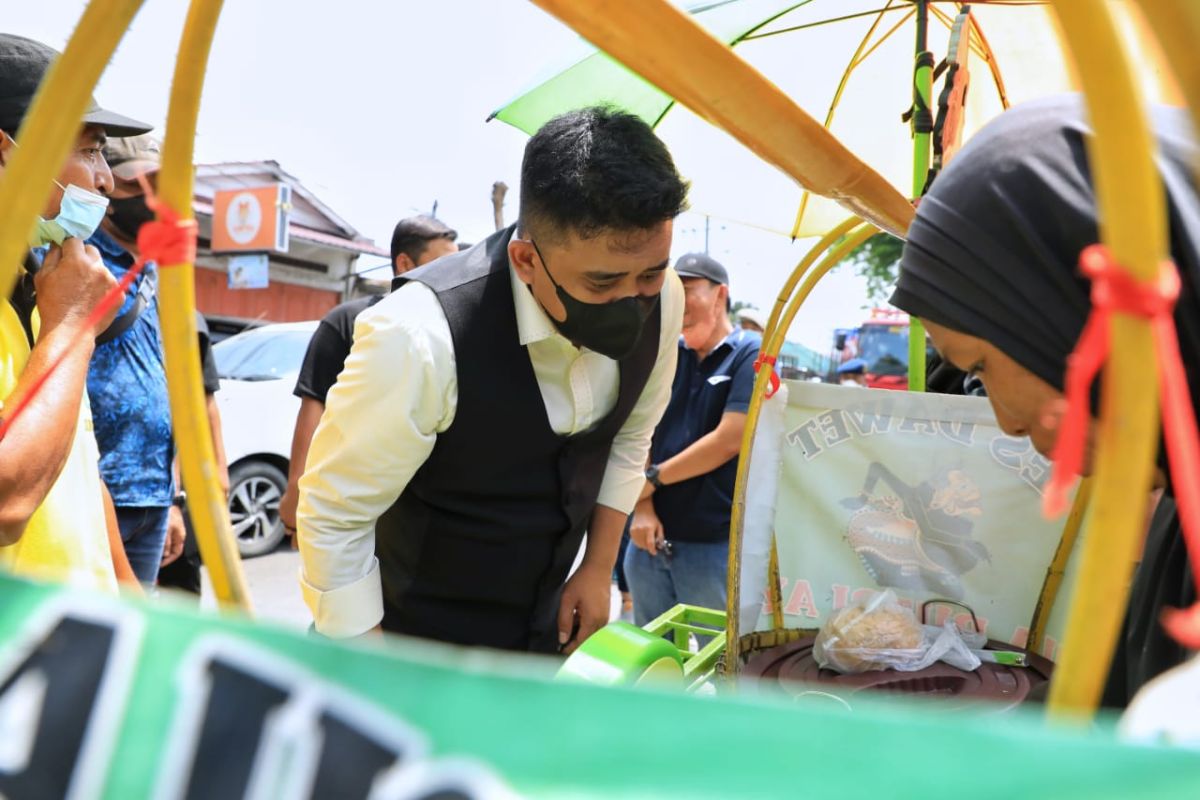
[279,215,458,540]
[84,135,229,589]
[84,134,177,584]
[626,253,760,628]
[737,308,765,334]
[837,358,868,386]
[297,107,687,653]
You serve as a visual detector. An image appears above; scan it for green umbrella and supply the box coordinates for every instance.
[490,0,807,133]
[491,0,1174,386]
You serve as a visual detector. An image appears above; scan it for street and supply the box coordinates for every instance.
[200,543,627,632]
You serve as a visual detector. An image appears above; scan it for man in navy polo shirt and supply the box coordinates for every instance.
[625,253,760,626]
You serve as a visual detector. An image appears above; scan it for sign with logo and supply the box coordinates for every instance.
[227,253,269,290]
[211,184,291,253]
[0,575,1188,797]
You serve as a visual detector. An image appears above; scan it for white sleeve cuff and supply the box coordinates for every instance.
[299,557,384,638]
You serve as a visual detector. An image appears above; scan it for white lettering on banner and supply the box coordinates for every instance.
[0,598,524,800]
[788,407,979,461]
[989,435,1053,494]
[817,411,854,449]
[936,420,977,446]
[844,406,893,437]
[0,599,143,800]
[155,635,520,800]
[896,416,938,436]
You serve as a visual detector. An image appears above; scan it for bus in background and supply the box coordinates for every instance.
[830,309,930,390]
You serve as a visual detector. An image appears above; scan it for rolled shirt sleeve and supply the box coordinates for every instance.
[296,283,457,637]
[595,270,685,515]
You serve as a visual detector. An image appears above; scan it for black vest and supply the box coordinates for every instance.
[377,226,661,652]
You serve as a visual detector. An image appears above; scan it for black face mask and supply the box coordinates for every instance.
[530,239,659,361]
[107,195,156,241]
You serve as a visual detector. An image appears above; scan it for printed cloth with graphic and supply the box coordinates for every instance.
[765,382,1074,659]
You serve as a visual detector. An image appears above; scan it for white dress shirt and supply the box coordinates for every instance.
[297,249,684,637]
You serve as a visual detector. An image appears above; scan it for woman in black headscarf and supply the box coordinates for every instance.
[891,95,1199,707]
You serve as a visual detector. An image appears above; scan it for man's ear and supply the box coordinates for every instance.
[393,253,415,275]
[508,237,537,286]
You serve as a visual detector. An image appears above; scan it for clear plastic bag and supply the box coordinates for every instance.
[813,589,984,674]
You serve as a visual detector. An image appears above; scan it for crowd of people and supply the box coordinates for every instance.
[0,31,1195,709]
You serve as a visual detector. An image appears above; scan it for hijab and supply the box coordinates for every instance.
[892,95,1200,402]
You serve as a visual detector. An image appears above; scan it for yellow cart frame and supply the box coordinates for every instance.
[0,0,1194,722]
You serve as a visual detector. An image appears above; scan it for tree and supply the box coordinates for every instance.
[842,232,904,304]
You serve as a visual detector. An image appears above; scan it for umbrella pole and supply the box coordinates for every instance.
[908,0,932,392]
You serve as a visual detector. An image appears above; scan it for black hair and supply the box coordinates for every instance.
[390,215,457,264]
[519,106,689,243]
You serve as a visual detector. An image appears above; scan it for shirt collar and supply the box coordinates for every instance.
[681,326,743,358]
[508,247,561,347]
[88,227,134,263]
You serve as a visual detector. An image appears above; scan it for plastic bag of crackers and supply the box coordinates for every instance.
[813,589,983,674]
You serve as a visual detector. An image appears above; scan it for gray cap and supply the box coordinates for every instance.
[104,134,161,180]
[674,252,728,285]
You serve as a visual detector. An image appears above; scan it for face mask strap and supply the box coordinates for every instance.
[528,238,564,292]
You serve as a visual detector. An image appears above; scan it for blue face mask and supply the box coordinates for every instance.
[31,182,110,248]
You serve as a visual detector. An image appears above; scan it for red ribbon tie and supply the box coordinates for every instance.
[1043,243,1200,648]
[753,353,781,399]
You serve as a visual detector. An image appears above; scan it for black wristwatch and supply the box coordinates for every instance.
[172,491,187,508]
[645,464,664,489]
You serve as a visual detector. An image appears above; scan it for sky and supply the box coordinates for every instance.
[2,0,1057,353]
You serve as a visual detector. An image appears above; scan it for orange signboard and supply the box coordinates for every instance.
[211,184,291,253]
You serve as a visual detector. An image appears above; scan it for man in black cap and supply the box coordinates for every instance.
[0,33,151,590]
[625,253,760,628]
[278,215,458,542]
[297,107,688,653]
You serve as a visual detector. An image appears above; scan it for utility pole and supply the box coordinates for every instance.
[704,215,710,255]
[431,200,439,219]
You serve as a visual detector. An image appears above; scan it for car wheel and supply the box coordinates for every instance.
[228,460,287,558]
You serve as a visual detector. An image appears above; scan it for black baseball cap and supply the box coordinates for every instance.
[674,252,729,286]
[0,33,151,137]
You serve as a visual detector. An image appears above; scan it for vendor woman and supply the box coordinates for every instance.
[891,95,1198,707]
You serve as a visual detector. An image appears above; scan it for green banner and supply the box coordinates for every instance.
[0,573,1194,798]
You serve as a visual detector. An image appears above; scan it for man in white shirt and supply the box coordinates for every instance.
[298,107,688,654]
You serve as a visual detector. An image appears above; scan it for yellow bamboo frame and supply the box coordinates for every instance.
[0,0,250,609]
[1028,478,1092,657]
[0,0,145,299]
[724,221,879,673]
[752,216,864,636]
[1135,1,1200,146]
[529,0,915,239]
[790,3,913,239]
[0,0,1181,721]
[157,0,252,610]
[1044,0,1168,718]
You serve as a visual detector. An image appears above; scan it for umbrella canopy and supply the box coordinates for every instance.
[493,0,1179,239]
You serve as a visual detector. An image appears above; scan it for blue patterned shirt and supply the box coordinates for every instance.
[84,229,174,507]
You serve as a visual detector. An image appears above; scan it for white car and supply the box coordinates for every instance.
[213,321,318,557]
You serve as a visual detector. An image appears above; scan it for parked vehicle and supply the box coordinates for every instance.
[213,321,318,557]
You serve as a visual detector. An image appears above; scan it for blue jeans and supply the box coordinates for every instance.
[116,505,170,584]
[624,538,729,629]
